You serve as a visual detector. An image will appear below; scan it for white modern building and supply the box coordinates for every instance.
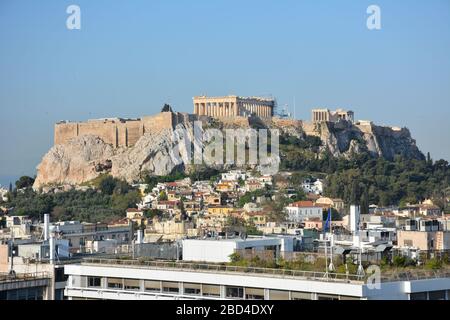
[63,258,450,300]
[285,201,323,223]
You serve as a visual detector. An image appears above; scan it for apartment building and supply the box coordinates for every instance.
[397,218,450,250]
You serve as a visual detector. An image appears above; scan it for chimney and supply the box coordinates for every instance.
[44,214,50,241]
[350,205,360,234]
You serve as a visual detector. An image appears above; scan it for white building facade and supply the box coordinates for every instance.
[64,259,450,300]
[285,202,323,223]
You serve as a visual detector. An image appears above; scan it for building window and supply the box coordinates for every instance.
[410,292,428,300]
[269,290,289,300]
[144,280,161,292]
[107,278,123,289]
[339,296,361,300]
[428,290,446,300]
[184,283,201,295]
[226,286,244,299]
[291,291,312,300]
[245,288,265,300]
[124,279,140,291]
[7,287,45,300]
[317,294,339,300]
[88,277,101,288]
[162,281,179,293]
[202,285,220,297]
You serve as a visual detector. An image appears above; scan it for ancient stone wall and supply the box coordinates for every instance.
[141,112,178,134]
[78,121,118,146]
[271,117,302,128]
[54,112,187,148]
[302,121,320,137]
[116,120,143,147]
[54,122,78,145]
[219,116,251,127]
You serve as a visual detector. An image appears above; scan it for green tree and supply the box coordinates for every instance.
[322,208,341,221]
[112,190,140,212]
[144,209,162,219]
[99,175,117,195]
[360,186,369,215]
[15,176,35,189]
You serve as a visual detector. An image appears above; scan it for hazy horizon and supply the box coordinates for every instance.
[1,0,450,182]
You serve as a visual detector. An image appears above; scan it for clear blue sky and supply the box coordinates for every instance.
[1,0,450,186]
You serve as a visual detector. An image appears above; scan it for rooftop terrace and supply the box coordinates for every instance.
[79,257,450,284]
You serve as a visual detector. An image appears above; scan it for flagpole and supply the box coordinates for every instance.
[330,207,332,261]
[328,207,334,273]
[324,234,328,279]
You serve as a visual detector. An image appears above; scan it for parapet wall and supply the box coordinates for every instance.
[54,112,188,148]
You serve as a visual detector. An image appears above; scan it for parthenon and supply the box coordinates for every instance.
[193,95,275,119]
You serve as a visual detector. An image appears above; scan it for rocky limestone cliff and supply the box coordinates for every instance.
[33,135,115,188]
[34,122,200,190]
[315,121,424,160]
[33,116,424,190]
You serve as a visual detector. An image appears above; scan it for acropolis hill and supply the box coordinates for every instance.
[34,95,424,190]
[54,96,278,148]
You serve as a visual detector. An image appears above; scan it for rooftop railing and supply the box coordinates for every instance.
[81,258,366,284]
[0,272,50,283]
[379,269,450,282]
[80,258,450,284]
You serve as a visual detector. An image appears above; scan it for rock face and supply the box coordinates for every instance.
[33,122,204,189]
[110,122,204,182]
[34,135,115,188]
[316,121,424,160]
[33,116,424,189]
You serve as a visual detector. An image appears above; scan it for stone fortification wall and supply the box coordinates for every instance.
[271,117,302,128]
[301,121,320,137]
[54,112,189,148]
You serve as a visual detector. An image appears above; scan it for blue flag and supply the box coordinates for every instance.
[323,208,331,234]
